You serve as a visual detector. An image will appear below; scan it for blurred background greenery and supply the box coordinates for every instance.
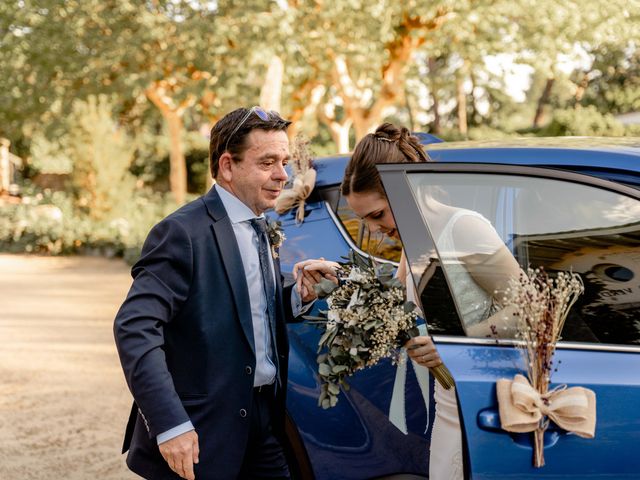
[1,0,639,262]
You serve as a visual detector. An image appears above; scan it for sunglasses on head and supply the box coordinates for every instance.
[224,106,283,153]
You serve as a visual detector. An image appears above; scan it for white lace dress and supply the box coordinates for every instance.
[405,209,495,480]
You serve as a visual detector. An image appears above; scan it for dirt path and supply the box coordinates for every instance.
[0,254,138,479]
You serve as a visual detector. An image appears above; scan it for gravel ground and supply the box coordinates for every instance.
[0,254,139,479]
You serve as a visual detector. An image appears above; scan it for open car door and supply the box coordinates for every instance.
[379,163,640,479]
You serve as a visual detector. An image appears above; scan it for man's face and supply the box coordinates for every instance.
[224,129,290,215]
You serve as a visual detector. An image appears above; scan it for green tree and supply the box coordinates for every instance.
[513,0,640,128]
[540,105,626,137]
[0,1,261,203]
[421,1,520,136]
[64,95,137,220]
[573,44,640,115]
[275,1,461,147]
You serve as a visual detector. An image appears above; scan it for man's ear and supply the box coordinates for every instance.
[218,152,234,183]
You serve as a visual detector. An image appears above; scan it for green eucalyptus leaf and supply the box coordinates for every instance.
[314,277,339,298]
[303,315,328,322]
[318,363,331,377]
[404,301,417,314]
[318,329,334,347]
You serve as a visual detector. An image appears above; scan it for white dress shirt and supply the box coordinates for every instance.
[216,183,278,387]
[156,184,307,444]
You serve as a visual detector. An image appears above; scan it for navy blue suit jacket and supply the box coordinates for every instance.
[114,187,293,480]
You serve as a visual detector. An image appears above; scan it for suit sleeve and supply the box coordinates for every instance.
[113,217,193,439]
[282,283,295,323]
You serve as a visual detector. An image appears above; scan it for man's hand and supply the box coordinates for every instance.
[158,430,199,480]
[293,258,340,302]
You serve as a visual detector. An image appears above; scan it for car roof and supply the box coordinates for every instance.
[308,136,640,188]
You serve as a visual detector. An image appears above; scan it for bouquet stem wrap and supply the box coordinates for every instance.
[389,349,431,434]
[389,324,455,434]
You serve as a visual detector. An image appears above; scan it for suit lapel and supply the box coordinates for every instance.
[203,189,256,356]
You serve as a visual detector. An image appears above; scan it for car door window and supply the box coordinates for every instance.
[405,172,640,346]
[326,189,402,263]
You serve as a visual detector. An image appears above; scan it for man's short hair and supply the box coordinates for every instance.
[209,107,291,179]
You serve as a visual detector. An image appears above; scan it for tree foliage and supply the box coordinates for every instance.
[64,95,137,220]
[574,44,640,115]
[1,0,640,199]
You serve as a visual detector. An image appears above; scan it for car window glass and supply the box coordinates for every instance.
[332,193,402,262]
[405,172,640,346]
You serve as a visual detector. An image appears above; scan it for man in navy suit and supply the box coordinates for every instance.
[114,107,322,480]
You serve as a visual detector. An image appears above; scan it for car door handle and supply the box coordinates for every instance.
[477,407,562,448]
[477,408,502,431]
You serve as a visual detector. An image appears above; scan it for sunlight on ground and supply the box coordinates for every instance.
[0,254,138,479]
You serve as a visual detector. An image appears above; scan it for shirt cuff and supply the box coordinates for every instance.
[291,285,315,317]
[157,421,195,445]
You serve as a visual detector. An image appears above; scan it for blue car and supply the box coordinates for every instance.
[273,137,640,479]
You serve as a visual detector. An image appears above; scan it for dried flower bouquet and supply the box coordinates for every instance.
[497,267,595,467]
[307,252,455,409]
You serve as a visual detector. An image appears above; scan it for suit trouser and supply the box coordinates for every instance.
[237,385,290,480]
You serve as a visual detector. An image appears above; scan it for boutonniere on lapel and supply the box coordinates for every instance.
[266,218,286,259]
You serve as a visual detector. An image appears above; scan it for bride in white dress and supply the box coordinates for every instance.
[398,206,518,480]
[337,123,521,479]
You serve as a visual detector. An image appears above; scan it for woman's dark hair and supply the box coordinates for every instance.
[341,123,432,197]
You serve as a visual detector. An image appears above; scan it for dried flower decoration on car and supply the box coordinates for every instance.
[495,267,595,468]
[274,134,316,224]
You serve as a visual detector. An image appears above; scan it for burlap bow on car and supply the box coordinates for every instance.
[275,169,316,223]
[496,374,596,438]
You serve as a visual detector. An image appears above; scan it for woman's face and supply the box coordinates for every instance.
[345,190,399,239]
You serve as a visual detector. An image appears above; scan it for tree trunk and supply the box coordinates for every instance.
[146,83,193,204]
[260,55,284,112]
[166,111,187,205]
[352,114,377,141]
[330,9,451,143]
[0,138,10,193]
[330,119,352,153]
[533,78,555,129]
[574,72,589,102]
[428,57,441,134]
[318,100,352,152]
[287,83,324,141]
[469,69,480,123]
[404,86,415,131]
[456,75,468,137]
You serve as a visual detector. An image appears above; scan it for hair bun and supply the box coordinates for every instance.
[373,123,401,142]
[399,127,411,141]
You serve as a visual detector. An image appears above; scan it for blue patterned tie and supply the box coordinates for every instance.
[249,218,279,385]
